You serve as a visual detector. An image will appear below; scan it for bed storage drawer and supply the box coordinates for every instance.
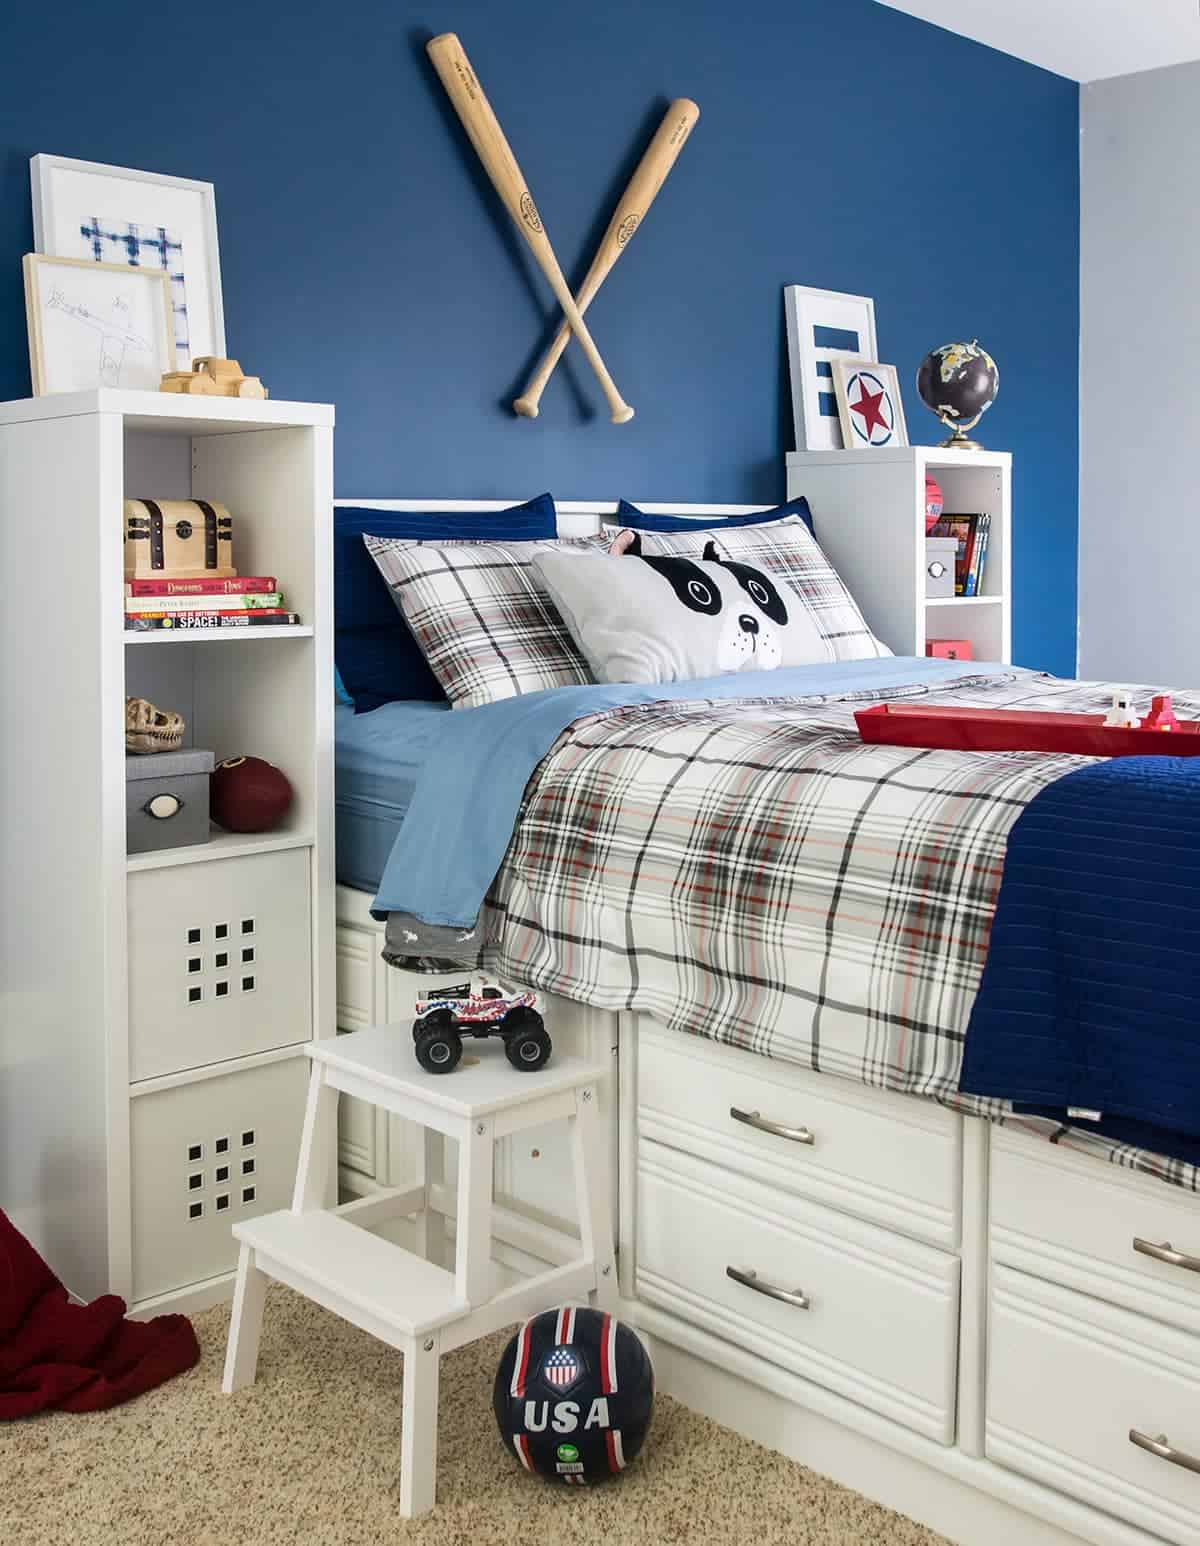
[130,1054,308,1303]
[988,1265,1200,1546]
[637,1140,960,1443]
[991,1127,1200,1335]
[128,849,312,1082]
[636,1021,961,1248]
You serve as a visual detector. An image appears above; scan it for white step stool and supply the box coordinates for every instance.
[221,1024,615,1517]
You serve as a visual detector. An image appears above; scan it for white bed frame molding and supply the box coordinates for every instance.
[330,497,1196,1546]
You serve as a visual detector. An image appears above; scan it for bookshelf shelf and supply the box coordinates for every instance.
[126,828,316,873]
[125,625,315,645]
[0,389,335,1319]
[786,447,1012,664]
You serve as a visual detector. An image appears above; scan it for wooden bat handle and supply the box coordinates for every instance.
[427,32,634,424]
[514,98,699,419]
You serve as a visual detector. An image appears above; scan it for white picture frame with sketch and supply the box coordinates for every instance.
[23,254,175,395]
[30,154,225,370]
[784,285,878,451]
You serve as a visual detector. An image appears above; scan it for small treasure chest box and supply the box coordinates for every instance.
[124,499,236,580]
[924,536,957,599]
[126,748,215,855]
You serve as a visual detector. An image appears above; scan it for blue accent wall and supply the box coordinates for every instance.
[0,0,1079,673]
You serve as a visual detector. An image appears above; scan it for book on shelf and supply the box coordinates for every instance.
[125,610,302,631]
[125,591,284,613]
[125,575,277,597]
[967,514,991,597]
[930,513,989,596]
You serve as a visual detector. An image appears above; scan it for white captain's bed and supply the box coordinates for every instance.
[333,498,1200,1546]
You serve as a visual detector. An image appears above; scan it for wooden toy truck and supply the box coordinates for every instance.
[160,357,268,399]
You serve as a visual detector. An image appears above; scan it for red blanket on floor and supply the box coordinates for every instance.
[0,1209,200,1417]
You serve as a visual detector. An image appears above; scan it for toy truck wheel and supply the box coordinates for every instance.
[504,1024,552,1071]
[413,1007,454,1040]
[415,1026,463,1074]
[500,1005,544,1034]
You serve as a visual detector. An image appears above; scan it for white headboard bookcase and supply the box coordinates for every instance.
[335,481,1012,664]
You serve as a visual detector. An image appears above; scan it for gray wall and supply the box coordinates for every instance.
[1079,60,1200,683]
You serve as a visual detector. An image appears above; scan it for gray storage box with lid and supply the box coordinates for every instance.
[125,749,215,854]
[924,536,958,599]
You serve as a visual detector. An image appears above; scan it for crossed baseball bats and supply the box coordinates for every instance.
[427,32,698,423]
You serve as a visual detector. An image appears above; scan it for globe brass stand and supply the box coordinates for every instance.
[935,410,985,452]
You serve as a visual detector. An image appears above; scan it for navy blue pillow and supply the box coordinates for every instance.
[613,496,814,535]
[335,493,557,711]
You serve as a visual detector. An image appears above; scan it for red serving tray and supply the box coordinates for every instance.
[855,703,1200,757]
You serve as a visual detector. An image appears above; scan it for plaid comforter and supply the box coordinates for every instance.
[479,669,1200,1192]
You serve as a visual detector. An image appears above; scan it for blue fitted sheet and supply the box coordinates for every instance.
[334,701,451,892]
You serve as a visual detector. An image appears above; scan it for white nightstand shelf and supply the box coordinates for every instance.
[787,446,1012,664]
[0,389,335,1315]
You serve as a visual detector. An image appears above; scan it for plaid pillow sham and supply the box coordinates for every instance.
[594,516,891,661]
[364,535,595,708]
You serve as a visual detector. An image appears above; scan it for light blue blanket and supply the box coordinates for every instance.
[370,657,1009,927]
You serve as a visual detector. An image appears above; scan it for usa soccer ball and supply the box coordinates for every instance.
[494,1306,654,1484]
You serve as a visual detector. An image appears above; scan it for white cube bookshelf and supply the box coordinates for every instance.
[786,446,1012,664]
[0,388,335,1314]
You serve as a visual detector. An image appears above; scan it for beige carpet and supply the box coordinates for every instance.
[4,1287,952,1546]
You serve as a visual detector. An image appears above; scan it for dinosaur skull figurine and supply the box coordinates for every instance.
[125,696,185,754]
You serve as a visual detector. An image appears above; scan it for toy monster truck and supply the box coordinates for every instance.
[412,982,551,1074]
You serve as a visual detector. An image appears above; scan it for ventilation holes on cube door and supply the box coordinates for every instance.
[188,1201,203,1221]
[241,1185,256,1205]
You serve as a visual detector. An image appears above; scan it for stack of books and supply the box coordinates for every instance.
[930,513,991,597]
[124,576,301,632]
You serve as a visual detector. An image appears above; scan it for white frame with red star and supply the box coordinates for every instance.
[831,358,908,450]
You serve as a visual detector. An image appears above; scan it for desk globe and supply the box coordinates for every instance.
[916,341,999,449]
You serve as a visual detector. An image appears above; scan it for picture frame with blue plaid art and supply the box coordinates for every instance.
[31,154,225,370]
[783,284,878,452]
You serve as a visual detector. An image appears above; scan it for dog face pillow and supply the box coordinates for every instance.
[533,536,830,685]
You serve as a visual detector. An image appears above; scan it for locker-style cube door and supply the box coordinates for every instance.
[128,849,312,1081]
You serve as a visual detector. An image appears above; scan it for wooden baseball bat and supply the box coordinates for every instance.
[427,32,634,424]
[514,98,699,419]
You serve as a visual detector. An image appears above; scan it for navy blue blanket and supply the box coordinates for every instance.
[960,755,1200,1161]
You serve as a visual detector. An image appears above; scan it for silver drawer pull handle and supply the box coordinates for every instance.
[1130,1430,1200,1475]
[1133,1238,1200,1274]
[729,1106,815,1145]
[726,1265,810,1310]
